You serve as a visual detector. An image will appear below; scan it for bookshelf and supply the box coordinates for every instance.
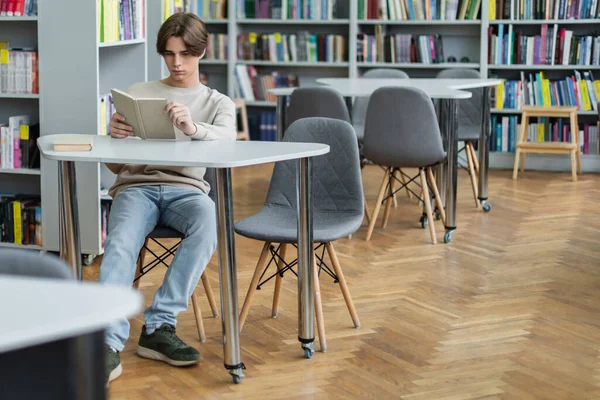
[0,2,42,251]
[38,0,147,262]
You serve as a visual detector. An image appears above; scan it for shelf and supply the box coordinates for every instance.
[0,16,38,21]
[357,62,480,69]
[237,60,349,67]
[238,18,349,24]
[0,93,39,99]
[492,108,597,116]
[0,242,42,250]
[490,19,600,25]
[358,19,480,25]
[0,168,41,175]
[245,100,276,107]
[203,19,228,24]
[98,39,146,48]
[489,64,600,70]
[201,59,228,65]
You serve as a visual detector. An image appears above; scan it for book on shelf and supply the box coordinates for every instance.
[0,45,38,95]
[238,32,348,62]
[0,0,37,17]
[164,0,227,20]
[53,135,94,152]
[205,33,228,61]
[234,65,298,102]
[98,0,145,43]
[238,0,348,20]
[247,111,276,141]
[489,23,600,66]
[489,0,600,20]
[359,0,480,20]
[0,116,39,169]
[0,195,41,247]
[357,28,447,63]
[492,70,600,112]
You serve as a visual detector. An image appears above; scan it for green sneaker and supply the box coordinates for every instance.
[136,324,200,366]
[105,346,122,387]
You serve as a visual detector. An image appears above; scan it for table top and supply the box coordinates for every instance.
[38,135,330,167]
[0,276,142,353]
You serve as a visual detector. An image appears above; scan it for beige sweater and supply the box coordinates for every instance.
[106,81,236,198]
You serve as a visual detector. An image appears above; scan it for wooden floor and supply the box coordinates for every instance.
[85,164,600,399]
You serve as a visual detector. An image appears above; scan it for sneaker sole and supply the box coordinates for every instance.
[136,346,200,367]
[106,363,122,388]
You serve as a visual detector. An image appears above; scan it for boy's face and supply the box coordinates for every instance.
[163,36,204,84]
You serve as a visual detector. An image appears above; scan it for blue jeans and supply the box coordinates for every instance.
[99,185,217,351]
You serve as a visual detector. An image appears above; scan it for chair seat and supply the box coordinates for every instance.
[458,124,482,141]
[234,205,363,243]
[148,226,184,239]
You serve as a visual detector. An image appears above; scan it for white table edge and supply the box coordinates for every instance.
[315,77,503,89]
[268,86,472,99]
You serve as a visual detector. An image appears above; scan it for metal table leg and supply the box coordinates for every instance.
[297,157,315,358]
[215,168,245,383]
[478,87,492,212]
[441,99,459,244]
[276,96,287,142]
[58,160,82,280]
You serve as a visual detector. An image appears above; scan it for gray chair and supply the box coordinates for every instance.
[132,167,219,343]
[235,117,363,352]
[436,68,483,207]
[0,248,73,279]
[363,86,447,244]
[284,86,351,133]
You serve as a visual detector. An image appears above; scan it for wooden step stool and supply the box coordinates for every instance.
[513,106,582,181]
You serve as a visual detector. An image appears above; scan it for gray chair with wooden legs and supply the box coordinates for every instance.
[234,117,364,352]
[363,86,447,244]
[284,86,351,133]
[132,168,220,343]
[436,68,483,208]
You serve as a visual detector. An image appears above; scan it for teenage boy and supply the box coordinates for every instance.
[102,12,236,386]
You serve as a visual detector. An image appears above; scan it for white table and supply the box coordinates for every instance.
[37,134,330,383]
[0,275,142,353]
[270,77,501,243]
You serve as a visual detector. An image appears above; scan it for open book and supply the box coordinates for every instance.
[110,88,177,140]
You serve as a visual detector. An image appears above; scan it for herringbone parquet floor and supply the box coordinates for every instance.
[85,164,600,399]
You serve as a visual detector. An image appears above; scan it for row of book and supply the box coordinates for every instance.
[99,94,114,136]
[360,0,481,20]
[238,0,349,20]
[234,65,298,101]
[0,196,41,247]
[98,0,145,43]
[357,31,445,64]
[166,0,227,20]
[248,111,277,141]
[237,32,348,62]
[0,46,38,95]
[491,115,598,154]
[206,33,228,60]
[0,0,36,16]
[489,24,600,66]
[492,71,600,111]
[498,0,600,21]
[0,115,40,170]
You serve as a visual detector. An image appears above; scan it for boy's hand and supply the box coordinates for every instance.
[109,113,134,138]
[165,101,197,136]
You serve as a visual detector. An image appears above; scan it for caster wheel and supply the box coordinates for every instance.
[302,343,315,359]
[420,215,428,229]
[434,210,442,221]
[444,230,454,244]
[229,367,245,384]
[304,348,314,359]
[481,201,492,212]
[83,254,95,266]
[232,375,242,384]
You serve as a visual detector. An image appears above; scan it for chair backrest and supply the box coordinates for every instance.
[0,248,73,280]
[352,69,410,129]
[436,68,483,130]
[264,117,363,215]
[363,86,446,168]
[285,87,351,132]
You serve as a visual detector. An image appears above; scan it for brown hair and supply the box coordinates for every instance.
[156,13,208,57]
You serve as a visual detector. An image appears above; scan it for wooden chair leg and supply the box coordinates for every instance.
[201,274,219,317]
[521,153,527,172]
[133,239,149,289]
[468,142,479,174]
[190,290,206,343]
[570,111,582,175]
[271,243,287,318]
[382,168,396,229]
[570,150,578,182]
[366,168,391,241]
[465,143,480,208]
[363,193,371,225]
[427,167,446,226]
[239,242,271,331]
[420,169,437,244]
[313,255,326,352]
[513,149,521,180]
[325,242,360,328]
